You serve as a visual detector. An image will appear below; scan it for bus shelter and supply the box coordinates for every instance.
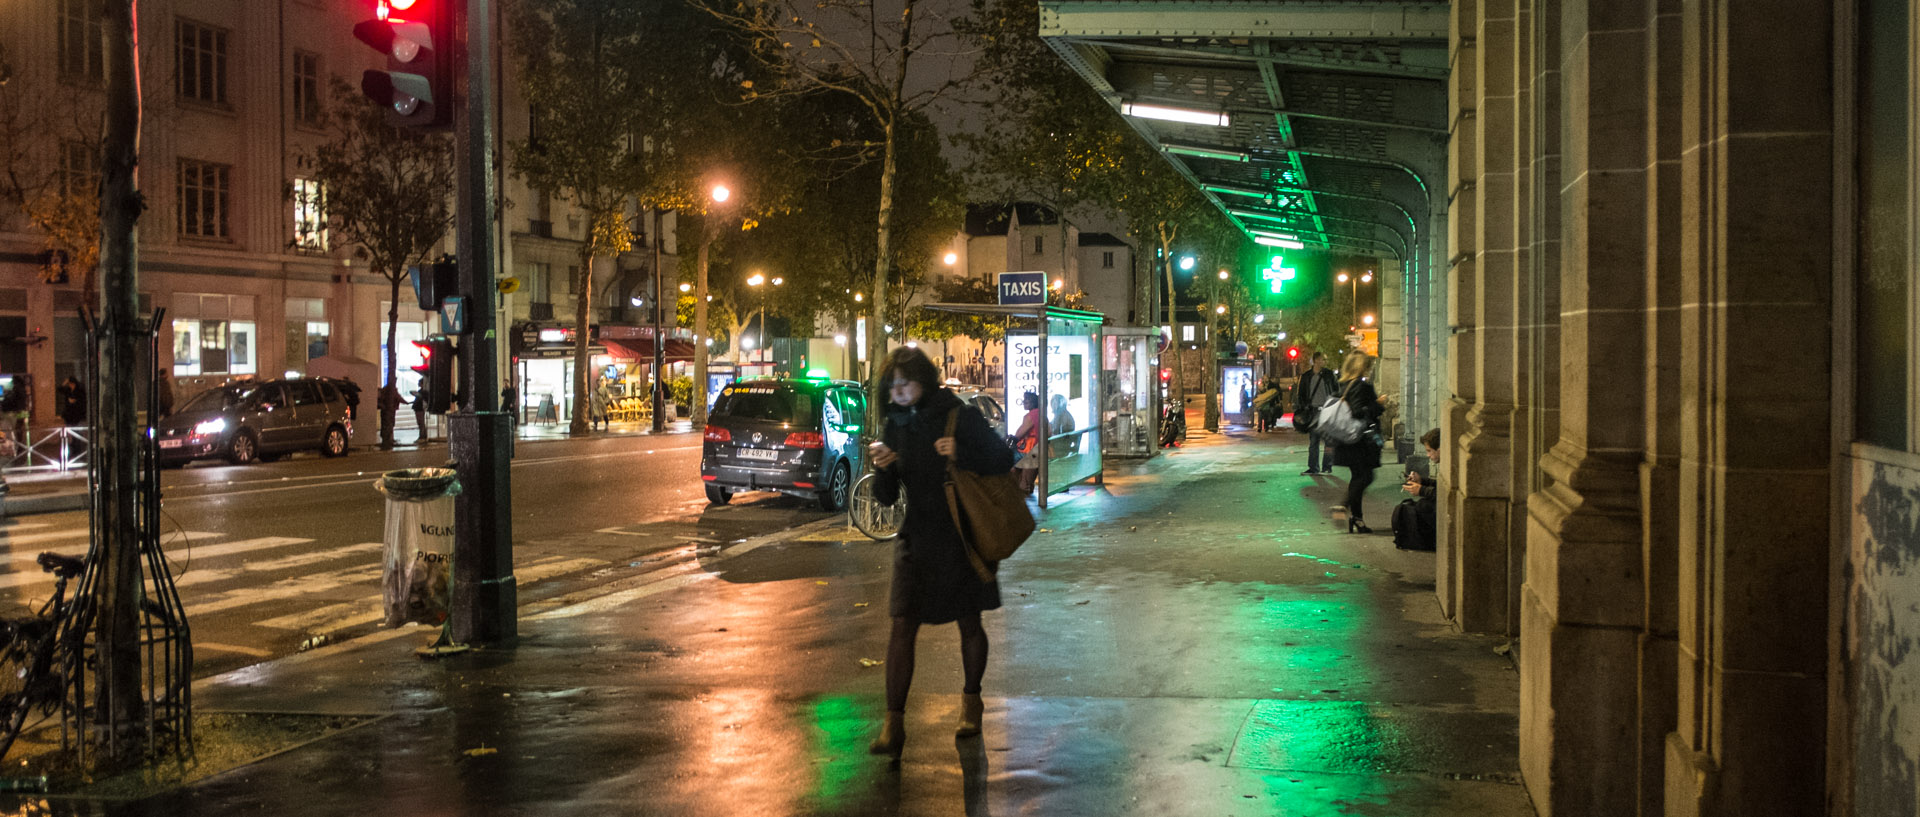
[921,304,1105,508]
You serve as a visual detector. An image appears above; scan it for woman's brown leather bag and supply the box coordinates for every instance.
[942,409,1035,581]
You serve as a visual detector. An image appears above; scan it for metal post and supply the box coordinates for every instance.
[450,0,515,645]
[1037,308,1049,510]
[650,210,665,432]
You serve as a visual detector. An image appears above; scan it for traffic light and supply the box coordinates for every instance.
[411,336,454,413]
[409,256,459,310]
[1287,347,1300,361]
[354,0,453,129]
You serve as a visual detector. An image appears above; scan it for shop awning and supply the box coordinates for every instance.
[603,338,696,362]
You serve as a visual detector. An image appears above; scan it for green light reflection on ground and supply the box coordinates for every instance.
[803,695,867,808]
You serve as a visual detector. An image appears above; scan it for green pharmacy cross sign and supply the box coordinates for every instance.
[1262,255,1297,293]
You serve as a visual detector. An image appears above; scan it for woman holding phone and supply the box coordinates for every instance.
[866,347,1017,760]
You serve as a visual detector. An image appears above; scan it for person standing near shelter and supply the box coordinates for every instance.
[1330,352,1385,533]
[1011,391,1041,495]
[501,379,520,427]
[1293,352,1338,475]
[866,347,1017,760]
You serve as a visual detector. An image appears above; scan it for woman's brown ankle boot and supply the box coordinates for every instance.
[956,694,983,738]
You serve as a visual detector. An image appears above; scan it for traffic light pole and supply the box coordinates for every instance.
[449,0,515,645]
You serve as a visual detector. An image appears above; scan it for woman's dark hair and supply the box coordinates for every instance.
[883,347,941,392]
[1023,391,1040,410]
[1421,427,1441,450]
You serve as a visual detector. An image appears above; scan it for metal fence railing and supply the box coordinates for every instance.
[1,426,90,474]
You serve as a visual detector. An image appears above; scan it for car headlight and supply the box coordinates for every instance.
[194,418,227,435]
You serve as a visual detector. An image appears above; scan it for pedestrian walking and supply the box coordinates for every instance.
[1011,391,1041,495]
[501,379,519,426]
[410,387,429,443]
[56,376,85,426]
[590,378,611,430]
[1293,352,1338,474]
[866,347,1017,759]
[1329,352,1385,533]
[154,368,175,420]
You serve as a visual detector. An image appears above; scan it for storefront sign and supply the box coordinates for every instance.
[997,271,1047,306]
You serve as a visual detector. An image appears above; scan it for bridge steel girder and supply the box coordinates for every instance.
[1037,1,1450,40]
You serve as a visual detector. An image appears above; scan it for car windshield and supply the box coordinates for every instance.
[177,386,246,414]
[712,385,818,425]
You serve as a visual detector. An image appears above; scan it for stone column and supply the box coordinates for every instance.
[1378,258,1404,439]
[1636,0,1683,813]
[1520,0,1651,813]
[1446,0,1525,635]
[1440,0,1480,623]
[1665,3,1833,815]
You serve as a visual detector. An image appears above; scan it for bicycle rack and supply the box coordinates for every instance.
[63,308,192,766]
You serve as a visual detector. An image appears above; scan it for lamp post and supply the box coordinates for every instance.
[1335,270,1374,327]
[745,273,783,367]
[691,182,731,429]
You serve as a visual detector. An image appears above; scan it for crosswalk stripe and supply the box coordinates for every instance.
[173,542,378,589]
[0,523,51,533]
[251,555,610,633]
[183,564,384,618]
[254,599,384,633]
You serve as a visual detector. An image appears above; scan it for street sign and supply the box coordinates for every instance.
[997,271,1047,306]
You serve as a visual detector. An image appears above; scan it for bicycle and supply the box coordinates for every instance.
[0,552,89,761]
[847,467,906,541]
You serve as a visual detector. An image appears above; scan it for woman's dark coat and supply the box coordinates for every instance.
[1329,378,1384,469]
[873,387,1016,624]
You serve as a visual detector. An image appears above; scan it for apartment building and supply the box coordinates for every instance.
[0,0,681,436]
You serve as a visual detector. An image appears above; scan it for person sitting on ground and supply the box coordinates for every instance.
[1392,428,1442,551]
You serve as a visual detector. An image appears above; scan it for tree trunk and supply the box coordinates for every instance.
[867,111,899,417]
[95,0,144,764]
[382,275,400,448]
[571,248,593,436]
[692,217,711,429]
[1204,289,1219,432]
[1158,224,1183,442]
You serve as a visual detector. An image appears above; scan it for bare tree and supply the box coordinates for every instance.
[703,0,983,397]
[295,79,454,448]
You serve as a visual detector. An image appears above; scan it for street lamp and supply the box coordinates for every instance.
[1337,270,1373,325]
[746,271,783,356]
[943,252,958,267]
[691,180,736,429]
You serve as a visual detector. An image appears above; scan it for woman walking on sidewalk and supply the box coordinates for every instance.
[866,347,1017,760]
[1331,352,1385,533]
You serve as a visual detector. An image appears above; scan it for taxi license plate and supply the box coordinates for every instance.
[737,447,777,461]
[158,439,185,449]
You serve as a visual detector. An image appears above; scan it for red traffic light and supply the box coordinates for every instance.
[1286,347,1300,360]
[355,0,450,129]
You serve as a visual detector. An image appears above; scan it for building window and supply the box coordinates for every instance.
[177,19,229,105]
[1102,251,1115,269]
[1034,235,1044,255]
[178,159,230,239]
[292,51,322,126]
[566,265,580,295]
[291,178,327,251]
[284,297,330,376]
[1181,325,1195,342]
[57,141,100,200]
[171,294,256,376]
[526,262,552,305]
[1857,0,1909,448]
[57,0,105,83]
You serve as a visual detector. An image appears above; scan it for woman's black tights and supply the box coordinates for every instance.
[883,614,990,712]
[1345,464,1376,523]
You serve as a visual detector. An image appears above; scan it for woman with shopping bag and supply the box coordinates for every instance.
[866,347,1018,760]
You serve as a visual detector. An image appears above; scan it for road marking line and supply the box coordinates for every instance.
[173,541,376,589]
[254,599,385,632]
[517,557,606,583]
[0,523,50,532]
[529,564,710,620]
[0,527,112,549]
[182,564,383,618]
[196,642,275,658]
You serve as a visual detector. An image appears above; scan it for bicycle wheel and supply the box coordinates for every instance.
[0,621,44,762]
[848,473,905,541]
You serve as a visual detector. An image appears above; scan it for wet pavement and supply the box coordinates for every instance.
[33,424,1529,816]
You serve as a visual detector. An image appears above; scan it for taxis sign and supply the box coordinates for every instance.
[997,271,1047,305]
